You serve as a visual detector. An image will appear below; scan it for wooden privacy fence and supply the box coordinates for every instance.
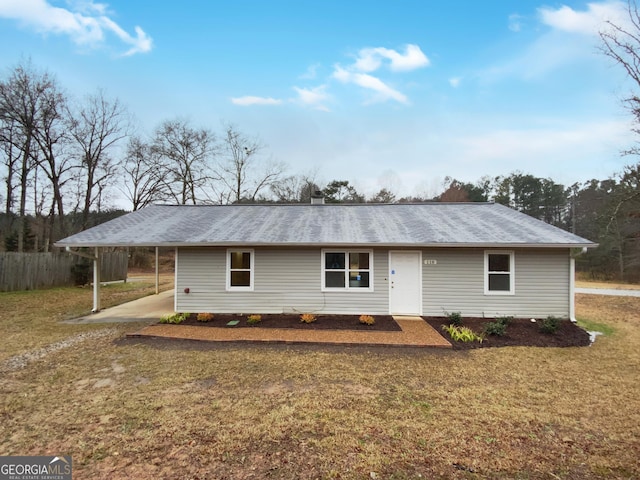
[0,251,129,292]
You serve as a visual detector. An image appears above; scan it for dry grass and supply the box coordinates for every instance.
[575,274,640,290]
[0,283,638,479]
[575,280,640,290]
[0,274,173,361]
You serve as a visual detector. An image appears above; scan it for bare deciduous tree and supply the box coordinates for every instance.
[30,78,73,249]
[217,123,285,203]
[270,173,319,203]
[369,188,397,203]
[67,89,130,229]
[122,136,169,210]
[151,118,216,204]
[600,1,640,153]
[0,119,20,214]
[598,2,640,278]
[0,60,60,251]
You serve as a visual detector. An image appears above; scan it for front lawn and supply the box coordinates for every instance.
[0,274,174,362]
[0,286,638,479]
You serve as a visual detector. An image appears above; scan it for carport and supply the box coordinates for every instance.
[63,246,164,313]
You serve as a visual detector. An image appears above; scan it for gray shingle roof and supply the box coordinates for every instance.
[54,203,595,248]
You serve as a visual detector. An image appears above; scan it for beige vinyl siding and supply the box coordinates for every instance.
[421,248,570,318]
[175,247,389,314]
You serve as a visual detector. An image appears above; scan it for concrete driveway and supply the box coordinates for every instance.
[575,287,640,297]
[63,290,175,324]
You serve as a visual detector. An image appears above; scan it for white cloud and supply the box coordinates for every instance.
[353,44,429,72]
[508,13,523,32]
[68,0,108,16]
[100,17,152,56]
[231,43,426,108]
[539,1,628,36]
[333,65,408,104]
[330,43,428,105]
[299,63,320,80]
[480,3,624,84]
[231,96,283,106]
[449,77,461,88]
[0,0,152,55]
[477,2,634,84]
[293,85,330,111]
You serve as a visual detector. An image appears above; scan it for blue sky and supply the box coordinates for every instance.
[0,0,637,200]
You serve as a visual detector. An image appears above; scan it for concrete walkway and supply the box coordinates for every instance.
[62,290,175,324]
[63,290,451,347]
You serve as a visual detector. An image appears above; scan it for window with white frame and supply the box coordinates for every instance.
[484,250,514,295]
[322,250,373,291]
[227,249,254,291]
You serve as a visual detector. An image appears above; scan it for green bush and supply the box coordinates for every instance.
[496,316,513,326]
[441,324,483,343]
[445,311,463,326]
[159,312,188,324]
[483,321,507,336]
[539,316,560,334]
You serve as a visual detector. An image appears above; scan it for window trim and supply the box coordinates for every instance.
[226,248,255,291]
[321,249,374,292]
[484,250,515,295]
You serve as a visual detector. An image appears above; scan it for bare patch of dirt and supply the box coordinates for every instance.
[425,317,591,349]
[0,328,118,373]
[179,313,402,331]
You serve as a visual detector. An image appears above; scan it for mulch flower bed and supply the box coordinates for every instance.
[179,313,403,332]
[424,317,592,349]
[171,314,593,348]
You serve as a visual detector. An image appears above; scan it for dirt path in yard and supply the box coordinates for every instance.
[0,328,118,373]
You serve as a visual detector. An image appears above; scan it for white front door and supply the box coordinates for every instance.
[389,251,422,315]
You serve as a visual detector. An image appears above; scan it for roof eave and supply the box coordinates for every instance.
[54,241,598,249]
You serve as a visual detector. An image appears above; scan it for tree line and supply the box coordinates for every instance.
[0,60,289,252]
[1,59,639,281]
[306,172,639,282]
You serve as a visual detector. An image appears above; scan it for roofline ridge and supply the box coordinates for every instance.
[147,202,499,208]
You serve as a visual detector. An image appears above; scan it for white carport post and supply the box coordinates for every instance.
[570,247,588,323]
[569,256,576,322]
[92,247,101,312]
[155,246,159,295]
[65,246,102,313]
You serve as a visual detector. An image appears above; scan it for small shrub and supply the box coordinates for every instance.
[359,314,375,325]
[300,313,317,324]
[441,324,483,343]
[483,321,507,336]
[197,312,215,323]
[159,312,188,324]
[247,314,262,325]
[445,311,463,326]
[496,316,513,326]
[539,316,560,334]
